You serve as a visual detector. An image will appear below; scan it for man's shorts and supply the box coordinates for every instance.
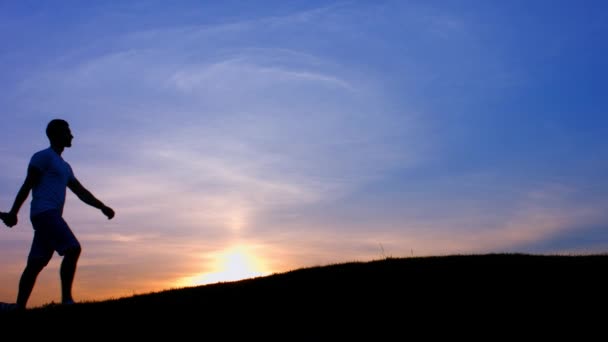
[29,210,80,263]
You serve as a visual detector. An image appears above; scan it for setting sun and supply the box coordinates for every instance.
[179,245,271,287]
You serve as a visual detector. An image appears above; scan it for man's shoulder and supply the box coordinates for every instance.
[32,147,52,156]
[30,147,53,164]
[33,147,50,155]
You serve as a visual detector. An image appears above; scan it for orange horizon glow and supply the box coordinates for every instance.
[175,244,272,288]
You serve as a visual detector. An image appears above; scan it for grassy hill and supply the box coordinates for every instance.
[2,253,606,337]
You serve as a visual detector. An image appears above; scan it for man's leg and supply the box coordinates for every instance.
[60,245,81,304]
[32,210,81,305]
[16,258,47,309]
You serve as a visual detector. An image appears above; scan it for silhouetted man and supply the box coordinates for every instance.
[0,119,115,312]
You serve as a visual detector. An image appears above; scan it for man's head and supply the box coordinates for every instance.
[46,119,73,148]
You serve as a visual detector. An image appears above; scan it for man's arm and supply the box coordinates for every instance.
[68,178,115,219]
[3,165,42,227]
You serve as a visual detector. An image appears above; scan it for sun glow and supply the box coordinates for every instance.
[179,245,271,287]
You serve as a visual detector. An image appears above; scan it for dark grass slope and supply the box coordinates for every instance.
[3,253,607,336]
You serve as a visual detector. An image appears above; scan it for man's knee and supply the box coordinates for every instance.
[64,244,81,258]
[26,257,50,272]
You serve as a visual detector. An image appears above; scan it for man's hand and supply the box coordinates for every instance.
[0,212,17,228]
[101,206,115,220]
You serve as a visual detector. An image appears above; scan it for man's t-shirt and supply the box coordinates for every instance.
[29,147,75,217]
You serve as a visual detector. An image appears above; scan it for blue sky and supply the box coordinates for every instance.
[1,0,607,307]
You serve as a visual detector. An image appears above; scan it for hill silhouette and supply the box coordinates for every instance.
[2,253,606,337]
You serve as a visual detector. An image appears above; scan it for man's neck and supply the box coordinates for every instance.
[50,145,64,156]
